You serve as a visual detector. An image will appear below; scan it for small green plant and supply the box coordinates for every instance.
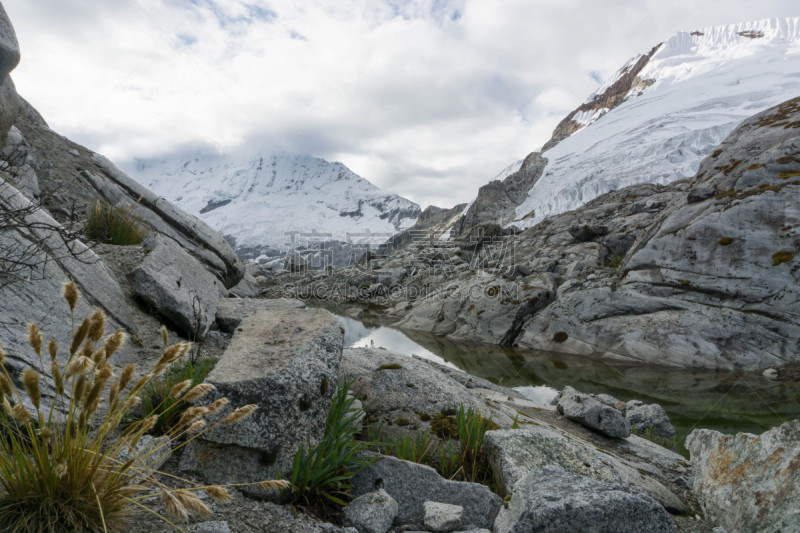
[605,254,624,271]
[85,200,148,245]
[0,282,287,532]
[287,380,373,510]
[438,439,461,479]
[134,357,217,435]
[454,405,496,483]
[392,429,434,464]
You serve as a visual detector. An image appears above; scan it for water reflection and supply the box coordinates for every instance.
[330,308,800,455]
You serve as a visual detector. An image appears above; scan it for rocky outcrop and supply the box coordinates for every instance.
[452,153,547,237]
[686,419,800,532]
[0,2,18,148]
[351,455,502,530]
[128,234,222,339]
[0,180,136,405]
[84,155,244,287]
[10,108,244,287]
[181,307,343,488]
[278,96,800,371]
[517,96,800,370]
[340,348,516,442]
[493,465,675,533]
[541,43,661,152]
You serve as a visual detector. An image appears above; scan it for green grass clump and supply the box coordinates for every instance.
[0,282,287,532]
[392,429,434,464]
[85,200,148,245]
[454,405,497,483]
[287,380,373,510]
[134,357,217,435]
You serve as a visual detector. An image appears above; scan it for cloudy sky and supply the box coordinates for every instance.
[3,1,798,207]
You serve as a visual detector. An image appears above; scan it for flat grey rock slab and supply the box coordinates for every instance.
[483,426,685,513]
[493,465,675,533]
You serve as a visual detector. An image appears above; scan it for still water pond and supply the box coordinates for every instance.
[330,308,799,455]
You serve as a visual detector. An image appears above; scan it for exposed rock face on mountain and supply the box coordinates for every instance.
[452,152,547,237]
[272,96,800,371]
[129,153,421,266]
[541,43,662,152]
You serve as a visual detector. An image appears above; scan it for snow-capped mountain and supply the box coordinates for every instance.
[512,17,800,229]
[128,153,420,264]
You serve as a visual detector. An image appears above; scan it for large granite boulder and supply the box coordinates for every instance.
[483,426,685,513]
[556,386,630,438]
[493,466,675,533]
[128,234,221,339]
[181,307,343,487]
[686,419,800,533]
[351,455,501,530]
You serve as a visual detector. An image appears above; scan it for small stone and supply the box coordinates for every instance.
[762,368,778,379]
[68,148,80,156]
[343,489,398,533]
[423,501,463,532]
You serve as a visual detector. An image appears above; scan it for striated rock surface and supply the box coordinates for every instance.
[686,419,800,533]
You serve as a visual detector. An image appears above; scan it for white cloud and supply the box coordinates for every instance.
[3,0,799,207]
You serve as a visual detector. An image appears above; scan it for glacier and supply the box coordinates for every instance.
[513,17,800,228]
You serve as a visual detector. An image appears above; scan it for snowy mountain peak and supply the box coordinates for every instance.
[129,152,420,263]
[542,17,800,152]
[511,17,800,230]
